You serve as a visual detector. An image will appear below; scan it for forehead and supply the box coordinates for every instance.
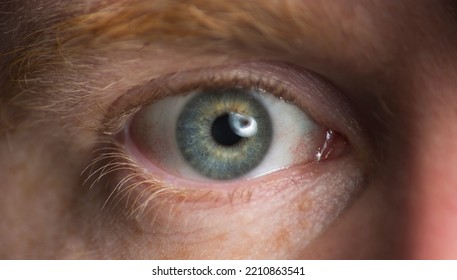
[4,0,454,34]
[4,0,452,59]
[2,0,456,103]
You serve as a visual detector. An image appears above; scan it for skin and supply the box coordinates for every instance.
[1,0,457,259]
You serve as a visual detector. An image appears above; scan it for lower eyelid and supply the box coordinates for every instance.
[117,116,349,196]
[84,134,363,239]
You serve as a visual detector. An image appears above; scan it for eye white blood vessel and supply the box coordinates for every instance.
[228,112,258,138]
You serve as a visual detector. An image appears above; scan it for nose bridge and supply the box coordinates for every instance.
[400,90,457,259]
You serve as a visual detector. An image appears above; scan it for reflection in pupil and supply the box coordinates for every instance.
[211,114,242,146]
[175,89,272,180]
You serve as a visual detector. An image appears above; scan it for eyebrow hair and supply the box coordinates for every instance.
[10,0,321,72]
[61,0,319,52]
[2,0,330,124]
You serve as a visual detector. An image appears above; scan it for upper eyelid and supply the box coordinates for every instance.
[101,60,363,150]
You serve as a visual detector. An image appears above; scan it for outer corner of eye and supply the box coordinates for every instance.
[121,82,349,188]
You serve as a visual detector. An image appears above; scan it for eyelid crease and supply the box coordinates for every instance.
[100,61,362,147]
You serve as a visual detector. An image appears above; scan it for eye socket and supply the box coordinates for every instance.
[127,86,327,181]
[85,60,365,239]
[97,61,362,204]
[105,61,355,189]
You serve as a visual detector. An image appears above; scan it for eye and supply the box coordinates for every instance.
[127,86,324,181]
[87,61,364,241]
[105,60,355,191]
[93,60,363,205]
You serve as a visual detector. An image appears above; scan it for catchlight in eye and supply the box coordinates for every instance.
[127,82,330,183]
[175,88,273,180]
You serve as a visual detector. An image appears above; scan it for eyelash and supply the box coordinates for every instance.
[99,64,292,135]
[83,61,356,221]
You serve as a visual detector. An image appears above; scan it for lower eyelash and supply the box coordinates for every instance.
[81,136,256,222]
[81,137,172,219]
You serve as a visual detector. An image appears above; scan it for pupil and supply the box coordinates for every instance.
[211,114,242,146]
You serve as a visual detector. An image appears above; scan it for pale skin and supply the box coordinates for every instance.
[1,0,457,259]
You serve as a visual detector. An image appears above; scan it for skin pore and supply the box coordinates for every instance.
[1,0,457,259]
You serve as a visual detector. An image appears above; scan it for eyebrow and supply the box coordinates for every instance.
[60,0,321,52]
[3,0,331,117]
[11,0,340,77]
[7,0,400,127]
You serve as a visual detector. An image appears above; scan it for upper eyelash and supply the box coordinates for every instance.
[98,61,297,135]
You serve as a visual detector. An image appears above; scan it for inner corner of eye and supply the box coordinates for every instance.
[125,85,336,183]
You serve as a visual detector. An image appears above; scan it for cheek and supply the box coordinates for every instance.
[0,123,97,257]
[114,155,362,259]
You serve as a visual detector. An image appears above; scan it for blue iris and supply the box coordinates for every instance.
[175,88,273,180]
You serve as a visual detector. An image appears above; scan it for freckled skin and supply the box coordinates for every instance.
[1,0,457,259]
